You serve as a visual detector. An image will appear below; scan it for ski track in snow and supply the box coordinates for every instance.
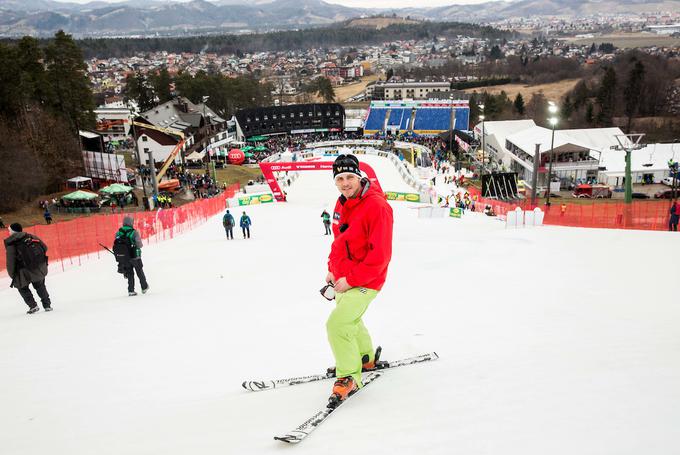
[1,154,680,454]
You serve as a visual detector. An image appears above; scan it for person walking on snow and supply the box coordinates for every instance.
[325,154,394,405]
[240,212,251,239]
[4,223,52,314]
[670,200,679,231]
[114,216,149,296]
[321,209,332,235]
[223,209,235,239]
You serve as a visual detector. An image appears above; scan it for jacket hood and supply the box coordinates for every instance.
[4,231,27,245]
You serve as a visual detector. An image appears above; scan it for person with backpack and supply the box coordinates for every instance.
[240,212,251,239]
[4,223,52,314]
[321,210,332,235]
[113,216,149,296]
[222,209,235,240]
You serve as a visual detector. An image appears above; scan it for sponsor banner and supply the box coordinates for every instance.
[450,207,463,218]
[291,128,331,134]
[385,191,420,202]
[259,161,382,202]
[413,130,448,135]
[370,100,469,109]
[353,149,366,155]
[238,193,274,206]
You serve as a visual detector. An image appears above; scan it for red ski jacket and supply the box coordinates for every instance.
[328,180,393,291]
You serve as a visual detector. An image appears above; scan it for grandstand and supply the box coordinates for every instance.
[235,103,344,138]
[363,100,469,136]
[364,107,388,132]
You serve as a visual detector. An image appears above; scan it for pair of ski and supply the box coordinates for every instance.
[242,351,439,444]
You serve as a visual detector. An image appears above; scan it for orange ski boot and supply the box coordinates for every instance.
[328,376,358,408]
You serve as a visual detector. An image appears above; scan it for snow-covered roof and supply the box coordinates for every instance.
[475,120,536,142]
[477,120,625,158]
[505,127,623,157]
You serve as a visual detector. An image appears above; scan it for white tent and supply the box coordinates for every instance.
[186,151,206,161]
[67,176,93,189]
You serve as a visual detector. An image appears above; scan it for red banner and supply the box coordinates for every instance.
[259,161,382,202]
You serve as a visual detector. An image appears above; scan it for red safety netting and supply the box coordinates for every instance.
[466,188,675,231]
[0,184,239,273]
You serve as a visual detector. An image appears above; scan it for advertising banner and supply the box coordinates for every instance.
[83,151,128,182]
[450,207,463,218]
[385,192,420,202]
[260,161,381,202]
[238,193,275,206]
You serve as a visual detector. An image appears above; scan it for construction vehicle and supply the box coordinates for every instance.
[131,120,186,186]
[96,118,128,131]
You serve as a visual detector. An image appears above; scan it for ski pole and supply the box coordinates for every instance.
[99,242,114,255]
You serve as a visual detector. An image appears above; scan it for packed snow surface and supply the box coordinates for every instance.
[1,155,679,454]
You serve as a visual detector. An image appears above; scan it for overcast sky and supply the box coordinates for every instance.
[324,0,487,6]
[51,0,490,7]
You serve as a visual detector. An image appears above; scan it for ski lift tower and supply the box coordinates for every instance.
[612,133,645,204]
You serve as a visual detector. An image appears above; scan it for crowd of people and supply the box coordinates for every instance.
[261,131,364,155]
[164,164,221,200]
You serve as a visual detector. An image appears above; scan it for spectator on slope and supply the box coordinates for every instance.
[113,216,149,297]
[670,200,679,232]
[4,223,52,314]
[324,154,394,407]
[321,210,332,235]
[223,209,235,240]
[44,208,53,224]
[240,212,252,239]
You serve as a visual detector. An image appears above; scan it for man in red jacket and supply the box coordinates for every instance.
[325,154,393,405]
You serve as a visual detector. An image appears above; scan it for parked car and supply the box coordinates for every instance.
[632,192,651,199]
[654,189,677,199]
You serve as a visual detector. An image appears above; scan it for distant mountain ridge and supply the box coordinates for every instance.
[0,0,677,37]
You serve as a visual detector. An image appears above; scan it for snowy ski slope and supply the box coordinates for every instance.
[1,153,679,455]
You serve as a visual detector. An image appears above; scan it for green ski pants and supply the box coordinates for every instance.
[326,287,378,387]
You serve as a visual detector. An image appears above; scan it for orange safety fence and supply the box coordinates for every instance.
[0,184,239,274]
[466,188,676,231]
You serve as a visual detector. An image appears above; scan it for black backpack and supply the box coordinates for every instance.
[15,235,47,269]
[112,233,134,264]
